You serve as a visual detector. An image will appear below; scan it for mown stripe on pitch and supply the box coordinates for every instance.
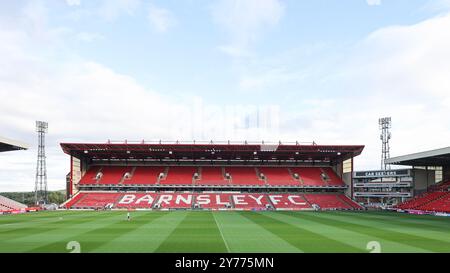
[239,211,360,253]
[0,211,114,243]
[287,211,449,253]
[277,211,431,253]
[91,211,188,253]
[155,211,228,253]
[0,211,80,225]
[262,211,370,252]
[30,211,165,253]
[331,211,450,232]
[349,211,450,225]
[3,211,128,253]
[324,211,450,244]
[0,211,99,233]
[212,211,301,253]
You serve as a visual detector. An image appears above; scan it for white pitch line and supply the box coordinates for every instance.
[212,212,231,253]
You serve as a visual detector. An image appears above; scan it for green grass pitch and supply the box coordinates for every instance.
[1,210,450,253]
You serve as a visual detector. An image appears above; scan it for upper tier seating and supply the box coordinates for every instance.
[322,168,346,186]
[98,166,133,185]
[123,166,165,185]
[197,167,229,186]
[225,167,265,186]
[159,167,198,185]
[260,167,300,186]
[303,194,353,209]
[290,167,327,186]
[77,166,343,187]
[78,166,102,185]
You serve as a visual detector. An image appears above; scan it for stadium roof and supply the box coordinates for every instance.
[0,136,29,152]
[60,141,364,163]
[386,147,450,167]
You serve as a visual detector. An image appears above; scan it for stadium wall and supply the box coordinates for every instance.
[443,166,450,182]
[412,169,436,194]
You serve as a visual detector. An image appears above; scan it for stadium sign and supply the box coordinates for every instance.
[354,169,410,178]
[117,193,308,208]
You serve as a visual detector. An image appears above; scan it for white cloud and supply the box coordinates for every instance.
[147,4,176,33]
[66,0,81,7]
[98,0,141,21]
[212,0,285,57]
[76,31,104,42]
[239,68,307,90]
[366,0,381,6]
[283,12,450,170]
[0,6,280,191]
[229,11,450,172]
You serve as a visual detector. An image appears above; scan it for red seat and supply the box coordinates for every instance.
[97,166,132,185]
[195,193,232,209]
[290,167,327,187]
[322,168,346,186]
[116,193,158,208]
[123,166,164,185]
[303,194,353,209]
[160,167,197,185]
[78,166,102,185]
[225,167,265,186]
[197,167,228,185]
[71,192,121,208]
[231,194,270,209]
[267,194,311,210]
[154,193,194,208]
[259,167,300,186]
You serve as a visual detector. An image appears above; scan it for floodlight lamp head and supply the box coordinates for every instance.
[36,121,48,133]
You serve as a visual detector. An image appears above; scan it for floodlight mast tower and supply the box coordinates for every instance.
[379,117,392,170]
[35,121,48,205]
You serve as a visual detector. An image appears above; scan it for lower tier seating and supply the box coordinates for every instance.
[417,192,450,213]
[303,194,354,209]
[0,195,28,210]
[396,192,448,210]
[65,192,362,210]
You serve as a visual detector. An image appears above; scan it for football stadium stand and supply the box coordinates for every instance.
[0,137,29,213]
[0,195,28,211]
[388,147,450,214]
[64,191,363,210]
[395,187,450,213]
[225,167,265,186]
[60,141,365,211]
[160,166,198,185]
[197,167,229,186]
[0,136,29,152]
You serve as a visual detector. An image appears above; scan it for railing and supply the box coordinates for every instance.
[105,140,317,146]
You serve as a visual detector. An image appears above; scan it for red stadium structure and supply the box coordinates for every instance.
[60,141,365,211]
[394,180,450,213]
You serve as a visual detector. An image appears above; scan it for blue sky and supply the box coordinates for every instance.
[1,0,450,191]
